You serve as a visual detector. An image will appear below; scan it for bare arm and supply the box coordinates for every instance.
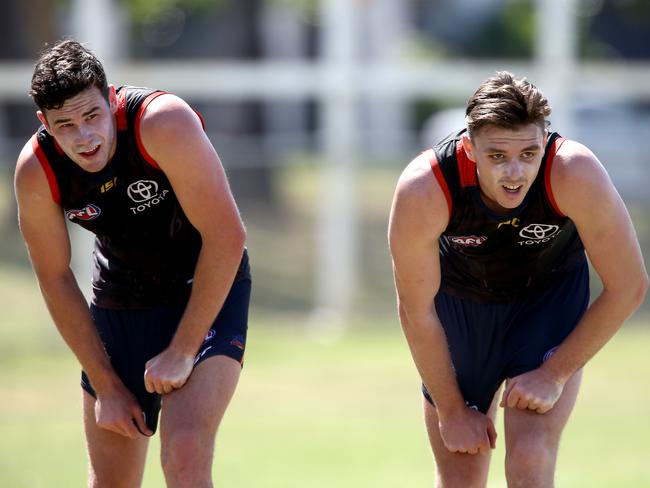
[138,95,246,394]
[502,141,648,412]
[543,141,647,382]
[14,144,149,437]
[388,154,496,454]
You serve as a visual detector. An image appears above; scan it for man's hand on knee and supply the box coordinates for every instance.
[438,406,497,455]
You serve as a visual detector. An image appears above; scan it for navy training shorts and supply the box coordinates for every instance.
[423,260,590,414]
[81,262,251,435]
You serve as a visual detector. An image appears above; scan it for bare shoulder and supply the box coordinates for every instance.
[552,139,605,178]
[390,151,449,238]
[137,92,218,178]
[397,152,437,196]
[551,139,617,216]
[139,93,201,139]
[14,139,50,200]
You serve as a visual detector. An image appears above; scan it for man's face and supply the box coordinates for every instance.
[37,85,117,173]
[463,123,547,214]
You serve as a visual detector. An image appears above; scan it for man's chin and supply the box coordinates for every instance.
[74,155,108,173]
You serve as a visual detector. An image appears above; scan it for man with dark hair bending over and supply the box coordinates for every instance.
[15,39,251,487]
[389,71,647,487]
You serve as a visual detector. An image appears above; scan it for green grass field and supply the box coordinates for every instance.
[1,262,649,487]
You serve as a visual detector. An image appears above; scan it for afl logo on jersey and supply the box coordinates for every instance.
[127,180,159,202]
[450,235,487,247]
[66,203,101,221]
[517,224,561,246]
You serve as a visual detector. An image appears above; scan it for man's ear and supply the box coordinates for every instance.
[462,133,476,162]
[108,84,117,114]
[36,111,51,134]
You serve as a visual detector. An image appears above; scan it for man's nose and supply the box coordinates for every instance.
[75,124,93,144]
[505,160,524,179]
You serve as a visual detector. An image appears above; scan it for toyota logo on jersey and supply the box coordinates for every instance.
[519,224,560,240]
[126,179,169,214]
[66,203,101,221]
[517,224,562,246]
[127,180,159,203]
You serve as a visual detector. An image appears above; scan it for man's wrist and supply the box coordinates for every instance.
[168,334,202,359]
[88,369,123,396]
[431,395,469,421]
[540,357,573,386]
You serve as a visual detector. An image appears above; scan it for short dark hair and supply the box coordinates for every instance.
[30,39,109,111]
[465,71,551,136]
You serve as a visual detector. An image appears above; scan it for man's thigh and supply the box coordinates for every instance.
[503,370,582,469]
[159,356,241,452]
[158,274,249,466]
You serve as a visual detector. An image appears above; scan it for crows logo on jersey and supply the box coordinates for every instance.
[66,203,101,221]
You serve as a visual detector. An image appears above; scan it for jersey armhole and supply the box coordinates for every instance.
[30,134,61,204]
[425,149,453,219]
[544,136,567,217]
[134,91,169,170]
[134,92,206,169]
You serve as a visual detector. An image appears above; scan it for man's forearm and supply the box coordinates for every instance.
[542,283,647,385]
[38,270,119,392]
[399,305,466,417]
[169,237,244,357]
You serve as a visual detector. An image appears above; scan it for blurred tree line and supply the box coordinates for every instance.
[2,0,649,207]
[3,0,649,155]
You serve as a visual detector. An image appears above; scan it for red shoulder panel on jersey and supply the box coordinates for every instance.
[116,88,128,131]
[30,134,61,204]
[135,91,168,169]
[194,110,206,129]
[456,140,478,187]
[544,136,567,217]
[426,149,453,218]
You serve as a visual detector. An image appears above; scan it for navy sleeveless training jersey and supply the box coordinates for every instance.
[31,86,225,308]
[427,129,586,303]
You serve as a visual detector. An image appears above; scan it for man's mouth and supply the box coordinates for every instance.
[78,144,100,157]
[502,183,523,193]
